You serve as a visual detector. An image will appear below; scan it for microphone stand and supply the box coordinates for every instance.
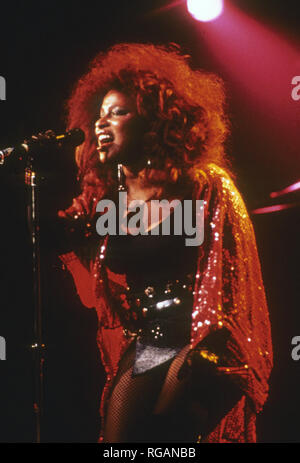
[25,156,45,443]
[0,129,85,442]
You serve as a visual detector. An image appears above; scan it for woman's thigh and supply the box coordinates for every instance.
[152,344,203,442]
[103,343,200,443]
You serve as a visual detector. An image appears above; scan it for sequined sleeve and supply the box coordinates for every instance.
[189,163,273,442]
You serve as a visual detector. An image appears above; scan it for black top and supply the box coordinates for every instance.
[105,208,198,292]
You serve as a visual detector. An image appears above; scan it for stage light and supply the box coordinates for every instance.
[187,0,223,22]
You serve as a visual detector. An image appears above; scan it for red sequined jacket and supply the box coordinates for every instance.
[59,163,273,443]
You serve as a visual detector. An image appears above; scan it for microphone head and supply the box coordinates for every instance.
[58,128,85,146]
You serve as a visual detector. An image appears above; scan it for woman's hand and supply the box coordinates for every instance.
[58,194,89,220]
[177,346,219,386]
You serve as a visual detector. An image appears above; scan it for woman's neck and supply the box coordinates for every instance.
[122,164,162,202]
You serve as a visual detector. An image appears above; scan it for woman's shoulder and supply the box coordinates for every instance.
[194,163,236,196]
[200,163,235,189]
[195,163,250,220]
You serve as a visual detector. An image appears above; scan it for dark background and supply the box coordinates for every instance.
[0,0,299,442]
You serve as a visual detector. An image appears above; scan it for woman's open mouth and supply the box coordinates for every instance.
[97,133,114,150]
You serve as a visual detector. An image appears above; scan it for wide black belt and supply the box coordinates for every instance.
[121,275,194,340]
[120,276,194,375]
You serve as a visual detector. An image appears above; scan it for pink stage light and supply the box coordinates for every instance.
[187,0,223,22]
[251,203,300,214]
[270,180,300,198]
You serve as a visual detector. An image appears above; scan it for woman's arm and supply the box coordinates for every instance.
[39,190,99,309]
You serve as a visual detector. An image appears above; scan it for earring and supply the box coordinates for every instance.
[146,159,152,167]
[117,163,126,191]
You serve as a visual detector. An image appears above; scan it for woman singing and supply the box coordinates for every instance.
[57,43,273,443]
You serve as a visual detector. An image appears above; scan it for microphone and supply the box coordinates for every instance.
[0,128,85,166]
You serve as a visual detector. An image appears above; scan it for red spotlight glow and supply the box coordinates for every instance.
[187,0,223,22]
[192,3,300,179]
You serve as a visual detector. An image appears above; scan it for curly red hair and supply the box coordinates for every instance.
[65,43,233,215]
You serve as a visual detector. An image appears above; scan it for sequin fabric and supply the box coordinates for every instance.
[59,163,273,443]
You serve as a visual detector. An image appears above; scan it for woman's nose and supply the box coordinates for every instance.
[95,115,109,132]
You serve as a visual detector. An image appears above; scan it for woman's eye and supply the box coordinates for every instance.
[112,108,128,116]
